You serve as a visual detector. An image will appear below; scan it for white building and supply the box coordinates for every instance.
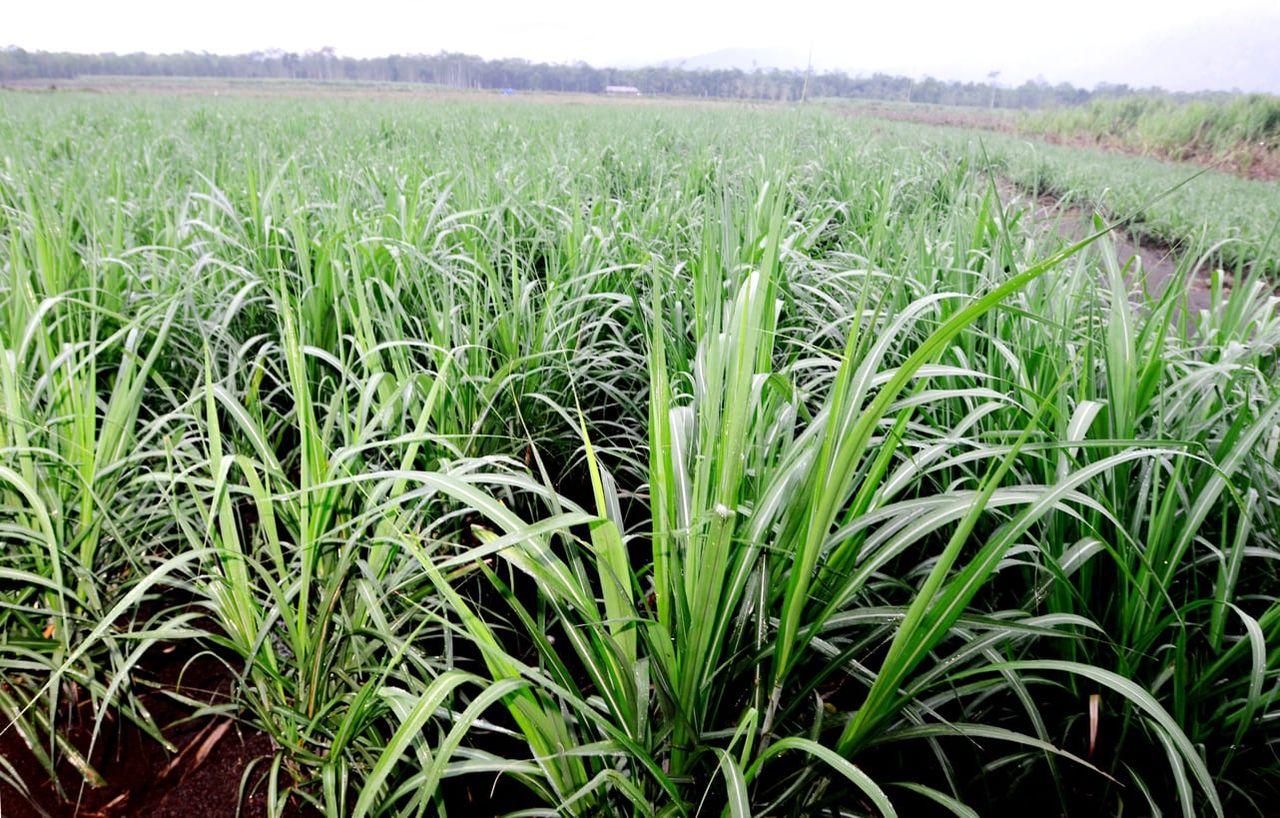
[605,85,641,96]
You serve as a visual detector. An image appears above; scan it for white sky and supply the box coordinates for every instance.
[6,0,1279,89]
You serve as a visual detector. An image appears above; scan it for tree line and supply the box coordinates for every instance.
[0,46,1222,109]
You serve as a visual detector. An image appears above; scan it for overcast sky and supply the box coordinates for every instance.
[6,0,1280,91]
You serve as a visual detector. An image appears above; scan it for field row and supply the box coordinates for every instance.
[1,93,1278,817]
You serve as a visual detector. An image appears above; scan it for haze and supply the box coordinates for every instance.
[7,0,1280,93]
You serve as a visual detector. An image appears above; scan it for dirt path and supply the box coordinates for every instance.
[996,179,1217,317]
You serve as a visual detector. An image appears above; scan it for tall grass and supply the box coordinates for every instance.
[1,91,1278,816]
[1022,93,1280,173]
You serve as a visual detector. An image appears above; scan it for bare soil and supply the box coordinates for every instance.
[0,647,313,818]
[996,179,1218,318]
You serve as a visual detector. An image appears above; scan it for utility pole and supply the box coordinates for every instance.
[800,46,813,104]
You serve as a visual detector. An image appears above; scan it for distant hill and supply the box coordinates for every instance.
[659,48,813,73]
[1082,15,1280,94]
[655,14,1280,94]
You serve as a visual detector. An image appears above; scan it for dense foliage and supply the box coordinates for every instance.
[1,93,1279,817]
[1022,94,1280,178]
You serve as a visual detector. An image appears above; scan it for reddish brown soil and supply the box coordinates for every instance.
[838,102,1020,132]
[996,179,1218,323]
[0,648,313,818]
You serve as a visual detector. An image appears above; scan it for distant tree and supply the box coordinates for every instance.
[1,45,1257,110]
